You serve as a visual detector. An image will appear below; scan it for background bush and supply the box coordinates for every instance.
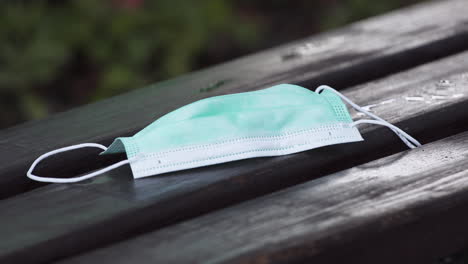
[0,0,421,128]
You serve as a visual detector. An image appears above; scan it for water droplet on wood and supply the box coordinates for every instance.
[379,99,395,105]
[282,43,317,60]
[431,95,446,100]
[404,96,424,102]
[436,79,453,89]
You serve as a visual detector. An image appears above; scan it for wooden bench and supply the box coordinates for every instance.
[1,0,468,263]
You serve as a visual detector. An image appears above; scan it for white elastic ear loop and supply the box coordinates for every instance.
[27,143,129,183]
[352,120,420,149]
[316,85,421,149]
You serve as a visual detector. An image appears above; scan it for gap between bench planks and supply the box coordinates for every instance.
[58,131,468,264]
[2,50,468,264]
[0,0,467,198]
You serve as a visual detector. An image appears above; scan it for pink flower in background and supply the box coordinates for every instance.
[112,0,144,9]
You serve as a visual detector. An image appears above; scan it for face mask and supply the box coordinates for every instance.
[27,84,421,183]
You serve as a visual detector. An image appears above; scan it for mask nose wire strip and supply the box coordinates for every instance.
[316,85,421,149]
[27,143,130,183]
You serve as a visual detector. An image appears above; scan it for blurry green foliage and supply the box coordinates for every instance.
[0,0,422,128]
[0,0,259,126]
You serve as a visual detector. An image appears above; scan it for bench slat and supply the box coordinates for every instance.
[59,131,468,264]
[1,0,467,198]
[2,50,468,263]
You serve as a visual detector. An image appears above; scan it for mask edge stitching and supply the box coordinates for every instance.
[133,128,362,172]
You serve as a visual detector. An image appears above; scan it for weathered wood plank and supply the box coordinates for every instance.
[2,50,468,264]
[58,131,468,264]
[1,0,467,198]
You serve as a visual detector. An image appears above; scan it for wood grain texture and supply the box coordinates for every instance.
[58,131,468,264]
[2,50,468,264]
[1,0,467,198]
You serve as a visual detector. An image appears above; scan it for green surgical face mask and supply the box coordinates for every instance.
[27,84,421,183]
